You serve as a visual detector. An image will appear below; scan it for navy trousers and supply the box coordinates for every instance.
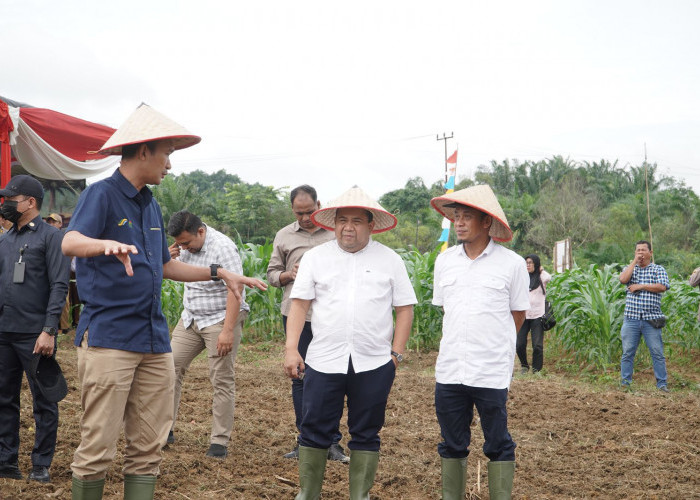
[282,316,341,444]
[0,332,59,467]
[300,358,395,452]
[435,383,516,461]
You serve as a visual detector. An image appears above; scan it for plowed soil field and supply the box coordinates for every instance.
[2,335,698,499]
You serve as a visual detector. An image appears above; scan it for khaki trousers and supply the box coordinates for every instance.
[71,333,175,480]
[171,311,247,446]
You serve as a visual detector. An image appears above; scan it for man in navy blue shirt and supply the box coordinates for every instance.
[618,240,670,392]
[0,175,70,484]
[63,104,265,500]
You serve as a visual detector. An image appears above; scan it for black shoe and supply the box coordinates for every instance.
[328,443,350,463]
[520,366,529,374]
[283,445,299,459]
[659,385,670,393]
[28,465,50,483]
[205,444,228,459]
[167,431,175,444]
[0,462,22,480]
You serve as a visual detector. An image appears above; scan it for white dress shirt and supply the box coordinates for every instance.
[290,239,417,374]
[432,240,530,389]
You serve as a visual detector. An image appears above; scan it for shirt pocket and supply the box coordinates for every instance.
[439,275,461,310]
[473,276,508,308]
[22,245,46,278]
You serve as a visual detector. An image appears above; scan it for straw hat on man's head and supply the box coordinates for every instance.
[431,184,513,242]
[312,186,397,234]
[98,103,201,156]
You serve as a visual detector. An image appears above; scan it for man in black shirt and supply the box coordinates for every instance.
[0,175,70,483]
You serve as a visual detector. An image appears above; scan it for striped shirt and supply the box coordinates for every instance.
[177,225,249,329]
[623,263,670,320]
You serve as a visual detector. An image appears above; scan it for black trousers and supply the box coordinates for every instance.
[0,332,59,467]
[282,316,341,444]
[435,383,515,461]
[299,358,395,452]
[516,318,544,372]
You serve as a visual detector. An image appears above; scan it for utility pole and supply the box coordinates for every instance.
[643,142,655,262]
[437,132,454,183]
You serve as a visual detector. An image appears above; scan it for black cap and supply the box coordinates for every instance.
[28,355,68,403]
[0,175,44,200]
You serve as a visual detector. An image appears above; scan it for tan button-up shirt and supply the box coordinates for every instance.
[267,221,335,318]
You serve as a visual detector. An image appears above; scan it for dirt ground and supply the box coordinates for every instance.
[1,335,698,500]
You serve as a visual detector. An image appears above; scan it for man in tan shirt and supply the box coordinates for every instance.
[267,184,348,463]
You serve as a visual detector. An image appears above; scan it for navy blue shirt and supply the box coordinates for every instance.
[67,169,171,353]
[0,215,70,333]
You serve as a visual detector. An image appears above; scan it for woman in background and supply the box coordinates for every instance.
[517,254,552,374]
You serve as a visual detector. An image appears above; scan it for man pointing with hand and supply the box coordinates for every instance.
[62,104,265,500]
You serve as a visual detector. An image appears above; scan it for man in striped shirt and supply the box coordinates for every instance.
[166,210,249,458]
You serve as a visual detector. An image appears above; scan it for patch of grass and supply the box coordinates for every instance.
[237,340,281,363]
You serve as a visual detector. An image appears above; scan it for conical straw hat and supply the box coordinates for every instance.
[98,103,201,155]
[430,184,513,242]
[312,186,397,234]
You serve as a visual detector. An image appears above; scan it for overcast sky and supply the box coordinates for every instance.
[3,0,699,203]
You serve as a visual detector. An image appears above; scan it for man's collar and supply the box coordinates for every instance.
[200,224,212,253]
[334,238,373,255]
[113,168,152,202]
[459,238,494,259]
[293,220,323,234]
[15,214,44,233]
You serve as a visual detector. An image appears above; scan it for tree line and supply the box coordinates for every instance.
[152,156,700,277]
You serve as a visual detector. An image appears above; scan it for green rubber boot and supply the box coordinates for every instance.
[441,457,467,500]
[487,461,515,500]
[123,474,157,500]
[296,446,328,500]
[349,450,379,500]
[71,476,105,500]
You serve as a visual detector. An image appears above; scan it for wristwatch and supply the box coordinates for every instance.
[391,350,403,363]
[42,327,57,337]
[210,264,222,281]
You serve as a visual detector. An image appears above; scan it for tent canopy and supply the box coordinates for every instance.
[0,96,119,182]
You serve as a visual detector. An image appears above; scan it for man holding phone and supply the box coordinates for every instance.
[618,240,670,392]
[166,210,249,459]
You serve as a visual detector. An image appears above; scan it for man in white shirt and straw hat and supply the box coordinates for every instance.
[266,185,348,463]
[62,103,266,500]
[430,184,530,500]
[283,186,417,500]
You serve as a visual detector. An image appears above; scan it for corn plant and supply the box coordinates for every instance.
[397,246,444,350]
[238,241,284,341]
[548,264,700,370]
[547,264,626,368]
[162,279,185,330]
[661,278,700,353]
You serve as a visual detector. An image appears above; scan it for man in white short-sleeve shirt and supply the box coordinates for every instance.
[283,186,416,500]
[430,185,530,500]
